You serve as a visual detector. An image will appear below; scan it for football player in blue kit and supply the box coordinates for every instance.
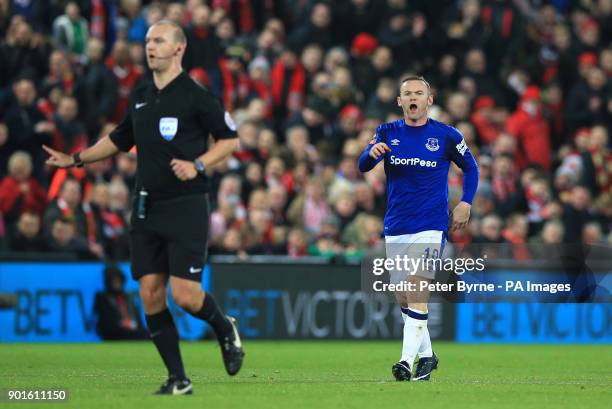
[358,76,479,381]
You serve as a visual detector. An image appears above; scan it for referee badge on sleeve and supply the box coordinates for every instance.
[159,117,178,141]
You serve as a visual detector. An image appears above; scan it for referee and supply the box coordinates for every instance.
[44,20,244,395]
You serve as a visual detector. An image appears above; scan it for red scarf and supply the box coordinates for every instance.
[47,168,89,201]
[492,173,517,202]
[57,198,95,242]
[481,5,513,38]
[218,58,251,112]
[101,210,126,239]
[271,60,306,110]
[116,294,136,330]
[37,98,56,120]
[212,0,254,33]
[106,58,144,122]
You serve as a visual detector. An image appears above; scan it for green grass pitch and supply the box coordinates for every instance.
[1,341,610,408]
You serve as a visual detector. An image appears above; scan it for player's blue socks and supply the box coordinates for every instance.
[400,307,429,369]
[145,309,186,380]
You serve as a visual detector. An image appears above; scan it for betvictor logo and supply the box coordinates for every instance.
[390,155,437,167]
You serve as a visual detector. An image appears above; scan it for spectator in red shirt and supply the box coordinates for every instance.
[0,151,47,230]
[471,95,508,145]
[506,85,552,170]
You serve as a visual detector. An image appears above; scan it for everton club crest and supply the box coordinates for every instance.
[425,137,439,152]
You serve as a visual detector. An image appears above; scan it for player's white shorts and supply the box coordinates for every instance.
[385,230,446,282]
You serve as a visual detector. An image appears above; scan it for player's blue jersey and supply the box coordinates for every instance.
[358,118,479,236]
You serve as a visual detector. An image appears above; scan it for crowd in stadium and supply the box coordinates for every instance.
[0,0,610,261]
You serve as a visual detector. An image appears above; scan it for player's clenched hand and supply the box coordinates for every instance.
[43,144,74,168]
[451,201,471,231]
[170,159,197,181]
[369,143,391,159]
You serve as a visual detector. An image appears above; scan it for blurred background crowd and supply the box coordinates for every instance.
[0,0,610,262]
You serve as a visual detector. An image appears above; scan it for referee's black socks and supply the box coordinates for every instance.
[145,309,186,380]
[191,293,232,336]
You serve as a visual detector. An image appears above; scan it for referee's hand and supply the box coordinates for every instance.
[43,145,73,168]
[369,142,391,159]
[170,159,197,181]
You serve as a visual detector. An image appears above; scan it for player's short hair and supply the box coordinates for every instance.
[150,19,187,45]
[399,75,431,95]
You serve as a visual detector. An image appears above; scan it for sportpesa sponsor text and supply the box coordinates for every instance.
[389,155,437,167]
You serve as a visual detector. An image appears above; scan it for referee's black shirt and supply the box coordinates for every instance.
[109,71,237,200]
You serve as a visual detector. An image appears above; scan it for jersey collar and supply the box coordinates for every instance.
[153,71,187,93]
[402,117,430,128]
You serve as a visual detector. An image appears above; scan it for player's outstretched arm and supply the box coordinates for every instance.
[358,142,390,172]
[43,136,120,168]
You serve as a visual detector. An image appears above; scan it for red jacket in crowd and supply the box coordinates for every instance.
[218,57,252,112]
[470,96,503,145]
[505,86,551,170]
[271,58,306,116]
[0,176,47,217]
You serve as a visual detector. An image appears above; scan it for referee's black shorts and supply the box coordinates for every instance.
[129,193,209,282]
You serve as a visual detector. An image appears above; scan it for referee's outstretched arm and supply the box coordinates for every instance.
[43,136,119,168]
